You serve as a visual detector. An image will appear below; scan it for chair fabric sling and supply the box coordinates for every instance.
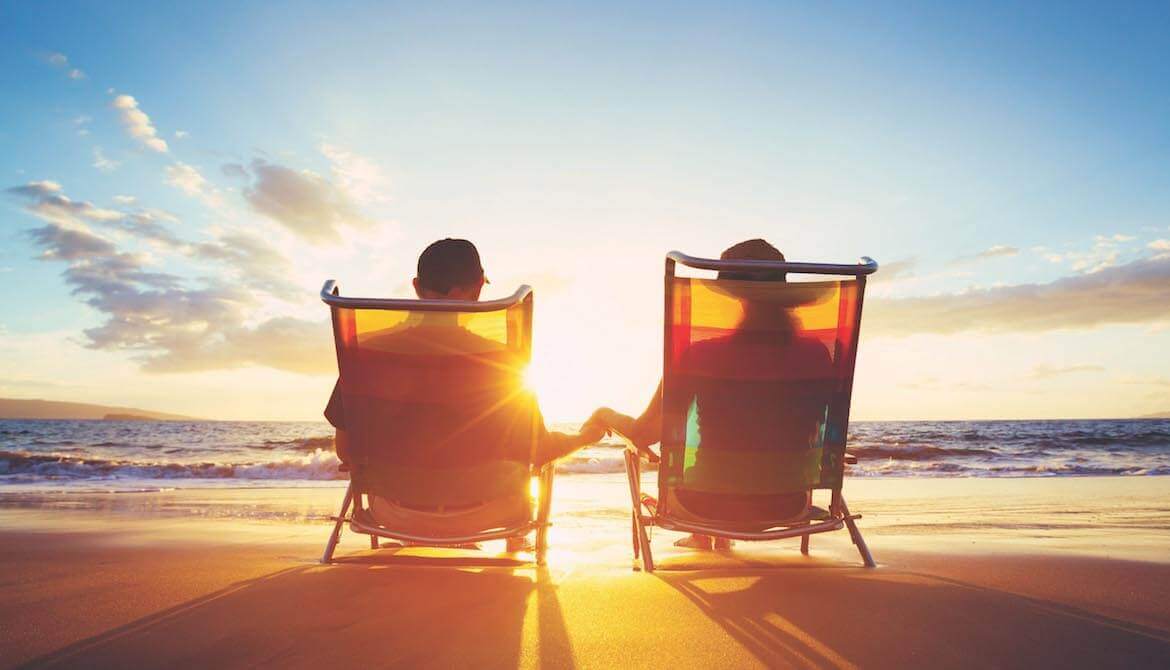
[319,283,554,564]
[623,252,876,571]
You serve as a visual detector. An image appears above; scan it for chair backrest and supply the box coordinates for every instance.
[321,282,540,501]
[658,252,876,510]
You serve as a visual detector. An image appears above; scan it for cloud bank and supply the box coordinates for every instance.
[6,181,331,374]
[865,256,1170,336]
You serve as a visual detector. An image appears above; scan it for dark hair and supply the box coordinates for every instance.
[416,238,485,294]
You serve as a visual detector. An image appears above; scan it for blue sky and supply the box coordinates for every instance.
[2,2,1169,420]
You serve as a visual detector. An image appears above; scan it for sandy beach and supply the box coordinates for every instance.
[2,476,1168,668]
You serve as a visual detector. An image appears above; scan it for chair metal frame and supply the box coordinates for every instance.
[622,251,878,572]
[319,280,555,565]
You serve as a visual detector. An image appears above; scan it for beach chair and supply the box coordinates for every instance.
[621,251,878,571]
[318,281,554,565]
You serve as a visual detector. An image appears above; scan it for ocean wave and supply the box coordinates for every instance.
[555,453,651,475]
[255,436,335,451]
[848,445,998,461]
[0,449,345,481]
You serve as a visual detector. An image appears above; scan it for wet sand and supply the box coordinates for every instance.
[1,476,1168,668]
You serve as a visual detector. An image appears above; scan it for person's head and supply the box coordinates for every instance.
[413,238,487,300]
[718,238,787,282]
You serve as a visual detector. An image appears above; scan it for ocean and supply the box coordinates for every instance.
[2,418,1168,491]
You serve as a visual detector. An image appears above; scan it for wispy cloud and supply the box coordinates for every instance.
[45,52,85,80]
[241,159,370,242]
[73,115,92,136]
[92,147,119,173]
[865,255,1170,336]
[7,181,123,225]
[164,162,220,206]
[948,245,1019,267]
[1029,364,1105,379]
[1041,234,1140,274]
[320,143,390,204]
[868,257,916,283]
[111,94,168,153]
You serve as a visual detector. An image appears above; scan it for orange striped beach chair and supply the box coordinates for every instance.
[319,281,554,565]
[621,251,878,571]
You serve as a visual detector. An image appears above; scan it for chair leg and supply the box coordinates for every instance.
[800,533,810,555]
[839,496,875,568]
[636,515,654,572]
[321,482,354,564]
[631,512,640,560]
[370,534,380,550]
[624,450,655,572]
[534,464,554,566]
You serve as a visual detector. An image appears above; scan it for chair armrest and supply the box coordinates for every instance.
[612,430,660,463]
[844,453,857,465]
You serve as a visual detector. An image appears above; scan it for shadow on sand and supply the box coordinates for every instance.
[23,549,575,669]
[653,553,1170,668]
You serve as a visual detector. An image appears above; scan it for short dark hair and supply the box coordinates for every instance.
[416,238,486,294]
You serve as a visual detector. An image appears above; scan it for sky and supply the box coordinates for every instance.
[2,1,1169,422]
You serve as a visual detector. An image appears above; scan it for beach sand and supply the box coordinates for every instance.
[2,476,1169,668]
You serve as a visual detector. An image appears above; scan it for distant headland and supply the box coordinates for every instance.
[0,398,197,421]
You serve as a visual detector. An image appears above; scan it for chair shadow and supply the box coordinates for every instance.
[655,559,1170,668]
[24,550,576,669]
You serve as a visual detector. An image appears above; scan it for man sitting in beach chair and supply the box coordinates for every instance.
[594,239,876,570]
[320,238,604,562]
[324,238,603,470]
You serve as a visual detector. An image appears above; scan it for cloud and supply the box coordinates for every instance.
[190,232,299,299]
[8,180,63,197]
[868,257,916,283]
[9,181,330,375]
[947,245,1019,267]
[319,143,390,204]
[73,115,92,136]
[45,52,85,79]
[1029,364,1105,380]
[221,163,248,178]
[897,376,993,392]
[1045,234,1140,273]
[111,94,168,153]
[112,195,137,205]
[92,147,119,173]
[141,316,333,375]
[242,159,370,242]
[164,162,219,205]
[5,182,123,226]
[975,245,1019,260]
[174,130,189,139]
[8,180,294,296]
[1121,376,1170,388]
[1149,239,1170,252]
[864,255,1170,337]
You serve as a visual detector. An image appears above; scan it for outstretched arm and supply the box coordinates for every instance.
[597,380,663,448]
[533,410,608,467]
